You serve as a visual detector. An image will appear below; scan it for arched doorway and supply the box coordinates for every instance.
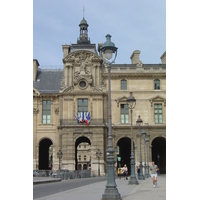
[151,137,166,174]
[75,136,91,170]
[117,137,134,174]
[39,138,53,170]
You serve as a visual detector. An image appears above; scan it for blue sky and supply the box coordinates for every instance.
[33,0,166,66]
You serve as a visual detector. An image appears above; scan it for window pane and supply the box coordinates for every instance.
[121,115,124,123]
[121,80,127,90]
[47,101,51,108]
[43,119,46,124]
[43,101,46,107]
[124,81,127,90]
[125,115,129,123]
[47,119,51,124]
[84,99,88,106]
[155,114,158,123]
[78,99,82,105]
[125,105,129,114]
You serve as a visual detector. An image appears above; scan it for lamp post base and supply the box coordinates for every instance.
[102,188,121,200]
[138,175,145,180]
[129,176,139,185]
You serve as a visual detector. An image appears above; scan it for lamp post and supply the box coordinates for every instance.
[57,149,63,170]
[126,92,138,185]
[100,34,121,200]
[145,136,150,178]
[96,149,102,176]
[141,129,147,178]
[136,115,145,180]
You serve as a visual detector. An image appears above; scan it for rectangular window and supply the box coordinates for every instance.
[79,155,81,161]
[154,104,163,124]
[121,104,129,124]
[42,100,51,124]
[154,79,160,90]
[121,80,127,90]
[84,155,86,161]
[78,99,88,117]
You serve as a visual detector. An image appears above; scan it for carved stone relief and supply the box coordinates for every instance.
[54,108,59,115]
[33,108,39,115]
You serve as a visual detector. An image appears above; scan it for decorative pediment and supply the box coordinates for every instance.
[63,51,101,64]
[115,96,128,107]
[149,95,166,107]
[60,86,74,94]
[33,88,40,97]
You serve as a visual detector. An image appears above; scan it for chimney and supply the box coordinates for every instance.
[33,59,39,81]
[62,45,70,59]
[160,51,166,64]
[130,50,141,64]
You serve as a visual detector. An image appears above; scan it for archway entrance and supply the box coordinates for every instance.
[151,137,166,174]
[75,136,91,170]
[39,138,53,170]
[117,137,134,174]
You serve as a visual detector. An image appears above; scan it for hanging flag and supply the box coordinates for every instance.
[74,112,91,125]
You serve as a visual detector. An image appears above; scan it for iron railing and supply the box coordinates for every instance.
[33,170,96,180]
[60,119,106,126]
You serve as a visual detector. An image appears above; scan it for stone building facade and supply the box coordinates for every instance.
[33,17,166,175]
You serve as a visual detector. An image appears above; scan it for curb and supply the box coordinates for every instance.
[33,178,61,185]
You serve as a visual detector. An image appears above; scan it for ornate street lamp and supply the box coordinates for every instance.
[96,149,102,176]
[57,149,63,170]
[141,129,147,178]
[100,34,121,200]
[126,92,138,185]
[145,136,150,178]
[136,115,145,180]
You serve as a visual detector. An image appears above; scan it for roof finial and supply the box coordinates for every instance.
[82,6,85,18]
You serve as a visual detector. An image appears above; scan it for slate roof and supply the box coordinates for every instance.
[33,69,63,94]
[33,64,165,94]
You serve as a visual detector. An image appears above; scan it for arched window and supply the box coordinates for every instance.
[154,79,160,90]
[121,79,127,90]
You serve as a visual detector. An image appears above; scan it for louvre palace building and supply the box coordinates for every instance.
[33,17,166,175]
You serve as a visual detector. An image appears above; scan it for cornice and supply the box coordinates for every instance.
[112,124,166,129]
[102,73,166,79]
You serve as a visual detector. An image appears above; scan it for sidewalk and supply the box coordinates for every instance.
[34,175,166,200]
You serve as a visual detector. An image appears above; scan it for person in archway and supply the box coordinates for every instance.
[123,164,128,180]
[149,161,159,188]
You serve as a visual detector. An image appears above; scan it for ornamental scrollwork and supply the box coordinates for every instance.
[33,108,39,115]
[54,108,59,115]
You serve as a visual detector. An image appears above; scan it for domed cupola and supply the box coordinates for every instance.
[77,17,90,44]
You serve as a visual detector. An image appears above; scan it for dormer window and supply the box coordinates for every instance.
[154,79,160,90]
[121,79,127,90]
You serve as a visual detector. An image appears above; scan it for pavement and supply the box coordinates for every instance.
[33,175,166,200]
